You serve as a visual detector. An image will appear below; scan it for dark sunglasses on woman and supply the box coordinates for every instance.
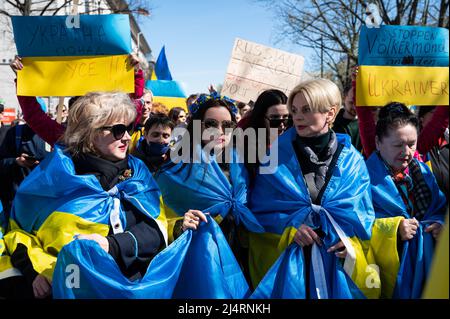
[101,123,135,140]
[265,116,293,128]
[203,118,237,130]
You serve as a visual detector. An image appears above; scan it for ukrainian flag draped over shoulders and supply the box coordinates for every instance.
[155,145,264,234]
[249,128,380,299]
[3,145,171,296]
[366,153,447,299]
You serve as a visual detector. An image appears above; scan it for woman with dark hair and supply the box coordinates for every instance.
[168,107,187,127]
[366,102,447,299]
[417,106,449,198]
[239,89,290,180]
[154,93,263,288]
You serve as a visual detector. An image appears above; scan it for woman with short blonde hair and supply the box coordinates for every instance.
[249,78,378,298]
[2,91,167,299]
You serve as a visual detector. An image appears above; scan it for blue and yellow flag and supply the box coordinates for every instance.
[146,46,187,110]
[12,15,134,96]
[3,145,167,284]
[53,215,250,299]
[249,128,380,299]
[366,153,447,298]
[155,145,264,241]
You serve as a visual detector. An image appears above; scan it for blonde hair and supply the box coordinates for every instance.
[62,92,136,156]
[288,79,342,115]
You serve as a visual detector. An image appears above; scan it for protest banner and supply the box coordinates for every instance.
[11,15,131,57]
[357,25,449,106]
[359,25,449,67]
[17,55,134,97]
[356,65,449,106]
[12,14,133,96]
[221,38,304,103]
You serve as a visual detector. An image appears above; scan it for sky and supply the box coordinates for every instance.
[140,0,315,95]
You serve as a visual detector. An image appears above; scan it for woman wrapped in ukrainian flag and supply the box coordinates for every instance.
[0,92,169,299]
[366,102,447,299]
[249,79,380,299]
[154,92,264,298]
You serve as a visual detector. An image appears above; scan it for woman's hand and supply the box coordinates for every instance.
[294,224,322,247]
[327,241,347,259]
[76,233,109,253]
[182,210,208,232]
[425,223,443,240]
[128,52,140,70]
[398,218,419,241]
[10,55,23,74]
[32,274,52,299]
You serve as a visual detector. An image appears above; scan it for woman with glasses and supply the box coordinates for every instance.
[154,93,263,296]
[1,92,167,299]
[168,107,187,127]
[238,89,290,181]
[249,79,379,299]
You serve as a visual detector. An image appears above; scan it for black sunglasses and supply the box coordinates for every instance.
[203,118,237,130]
[101,123,135,140]
[265,116,293,128]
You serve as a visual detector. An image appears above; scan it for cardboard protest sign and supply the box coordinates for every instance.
[356,66,449,106]
[12,15,133,96]
[221,38,304,103]
[357,25,449,106]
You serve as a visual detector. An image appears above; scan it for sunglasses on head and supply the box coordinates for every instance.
[101,123,135,140]
[203,118,237,130]
[265,116,293,128]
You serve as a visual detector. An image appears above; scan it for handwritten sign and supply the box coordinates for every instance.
[11,15,131,57]
[359,25,449,67]
[17,55,134,96]
[221,38,304,103]
[356,66,449,106]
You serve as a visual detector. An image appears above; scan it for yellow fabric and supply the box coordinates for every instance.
[369,216,404,298]
[129,127,145,154]
[163,202,183,244]
[348,237,381,299]
[248,231,283,288]
[18,55,134,97]
[356,65,449,107]
[153,96,187,111]
[4,213,109,281]
[423,213,449,299]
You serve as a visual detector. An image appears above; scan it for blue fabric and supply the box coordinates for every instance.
[366,153,447,299]
[11,145,160,233]
[145,80,186,98]
[154,46,173,81]
[53,215,250,299]
[249,128,375,298]
[155,146,263,233]
[251,244,365,299]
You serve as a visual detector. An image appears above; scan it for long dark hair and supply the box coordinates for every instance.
[163,95,237,180]
[168,107,185,124]
[376,102,419,142]
[243,89,287,180]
